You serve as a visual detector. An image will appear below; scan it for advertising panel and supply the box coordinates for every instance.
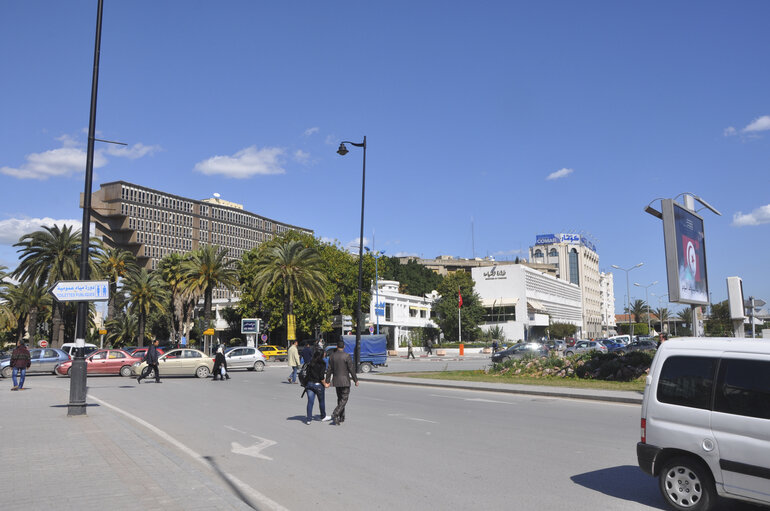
[535,234,559,245]
[662,199,709,304]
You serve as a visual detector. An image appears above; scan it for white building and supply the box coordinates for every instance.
[471,265,583,342]
[529,233,602,338]
[369,280,438,348]
[599,271,617,336]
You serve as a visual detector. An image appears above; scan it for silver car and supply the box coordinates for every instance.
[1,348,71,378]
[225,346,266,372]
[564,340,608,356]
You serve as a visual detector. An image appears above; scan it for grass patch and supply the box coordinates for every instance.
[388,370,646,392]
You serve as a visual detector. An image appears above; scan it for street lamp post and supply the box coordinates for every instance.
[611,263,643,339]
[337,137,366,372]
[634,280,658,337]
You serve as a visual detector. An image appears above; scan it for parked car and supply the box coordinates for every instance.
[224,346,266,372]
[564,340,608,356]
[545,340,566,351]
[1,348,71,378]
[56,349,142,377]
[615,339,658,355]
[606,335,631,346]
[258,345,288,361]
[128,347,165,360]
[491,343,548,363]
[598,339,625,353]
[132,348,213,378]
[637,337,770,510]
[60,343,98,357]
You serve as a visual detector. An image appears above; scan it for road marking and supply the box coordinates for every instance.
[429,394,514,404]
[231,438,277,460]
[88,394,288,511]
[387,413,438,424]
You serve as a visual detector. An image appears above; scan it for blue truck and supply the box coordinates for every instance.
[327,334,388,373]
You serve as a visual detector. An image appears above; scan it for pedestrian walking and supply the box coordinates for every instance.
[425,338,433,356]
[407,338,415,359]
[10,340,31,391]
[303,347,332,424]
[323,340,359,425]
[136,339,161,384]
[287,339,300,383]
[212,345,229,381]
[492,340,498,353]
[300,341,313,365]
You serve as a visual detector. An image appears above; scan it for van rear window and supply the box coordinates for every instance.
[657,356,717,410]
[715,359,770,420]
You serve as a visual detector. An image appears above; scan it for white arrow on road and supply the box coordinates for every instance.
[231,437,276,460]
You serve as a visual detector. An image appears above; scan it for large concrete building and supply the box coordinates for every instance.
[599,271,617,336]
[472,265,582,342]
[528,233,603,338]
[368,280,438,350]
[397,255,557,277]
[82,180,312,302]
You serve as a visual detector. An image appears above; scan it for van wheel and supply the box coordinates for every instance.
[358,362,372,373]
[659,456,716,511]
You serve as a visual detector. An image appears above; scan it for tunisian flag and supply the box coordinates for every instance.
[458,289,463,308]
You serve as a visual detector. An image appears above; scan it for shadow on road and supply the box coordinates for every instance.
[570,465,665,509]
[203,455,259,510]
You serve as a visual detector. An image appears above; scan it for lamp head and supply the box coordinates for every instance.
[337,143,349,156]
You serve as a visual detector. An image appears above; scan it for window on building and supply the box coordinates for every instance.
[568,248,580,285]
[483,306,516,323]
[534,249,543,258]
[549,248,558,257]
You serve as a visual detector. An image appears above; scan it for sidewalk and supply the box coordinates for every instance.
[357,373,644,405]
[1,382,255,511]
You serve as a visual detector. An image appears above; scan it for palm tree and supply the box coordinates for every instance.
[13,224,85,347]
[6,281,51,343]
[181,245,239,333]
[625,299,648,323]
[123,269,169,347]
[249,239,327,344]
[105,314,138,348]
[0,265,17,332]
[655,307,671,333]
[676,308,691,327]
[96,246,137,322]
[158,253,190,345]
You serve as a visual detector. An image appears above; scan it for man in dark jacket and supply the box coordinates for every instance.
[323,340,359,425]
[136,339,161,383]
[10,340,31,391]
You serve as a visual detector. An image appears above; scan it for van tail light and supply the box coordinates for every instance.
[641,418,647,444]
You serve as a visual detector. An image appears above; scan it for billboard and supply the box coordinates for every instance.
[662,199,709,305]
[241,318,260,334]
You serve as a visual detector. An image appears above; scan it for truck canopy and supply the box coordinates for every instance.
[340,335,387,365]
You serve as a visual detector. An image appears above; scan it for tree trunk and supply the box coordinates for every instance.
[204,287,212,354]
[108,280,117,321]
[28,308,38,343]
[138,313,145,347]
[51,302,62,347]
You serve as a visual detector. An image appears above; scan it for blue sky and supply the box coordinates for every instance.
[1,1,768,314]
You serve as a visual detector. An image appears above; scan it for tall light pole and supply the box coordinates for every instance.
[634,280,658,337]
[337,137,366,372]
[611,263,643,339]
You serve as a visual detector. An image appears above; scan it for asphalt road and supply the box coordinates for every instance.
[20,361,762,510]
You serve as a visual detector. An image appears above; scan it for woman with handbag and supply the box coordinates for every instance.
[304,348,331,424]
[212,345,230,381]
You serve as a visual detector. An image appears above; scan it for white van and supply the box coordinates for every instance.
[607,334,631,345]
[60,343,98,357]
[637,337,770,510]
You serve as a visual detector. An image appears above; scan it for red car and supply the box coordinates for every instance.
[56,349,143,377]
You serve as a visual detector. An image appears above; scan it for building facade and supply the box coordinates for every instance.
[528,234,602,338]
[599,271,617,336]
[471,265,582,342]
[368,280,438,350]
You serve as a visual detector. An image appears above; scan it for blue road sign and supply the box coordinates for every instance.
[50,280,110,302]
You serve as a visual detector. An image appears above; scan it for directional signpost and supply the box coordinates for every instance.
[50,280,110,302]
[744,297,766,338]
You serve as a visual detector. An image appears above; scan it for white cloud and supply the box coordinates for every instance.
[393,251,419,258]
[723,126,737,137]
[105,142,162,159]
[0,217,84,245]
[304,127,319,136]
[325,135,337,146]
[743,115,770,133]
[1,147,107,180]
[546,168,574,181]
[345,237,370,253]
[732,204,770,226]
[294,149,311,164]
[194,146,286,178]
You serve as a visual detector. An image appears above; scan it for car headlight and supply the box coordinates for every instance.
[132,362,141,367]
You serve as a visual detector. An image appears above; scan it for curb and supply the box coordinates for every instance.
[357,375,644,405]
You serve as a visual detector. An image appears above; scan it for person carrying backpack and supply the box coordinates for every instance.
[303,348,331,425]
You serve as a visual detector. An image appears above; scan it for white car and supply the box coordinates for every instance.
[224,346,266,372]
[637,337,770,511]
[564,340,607,356]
